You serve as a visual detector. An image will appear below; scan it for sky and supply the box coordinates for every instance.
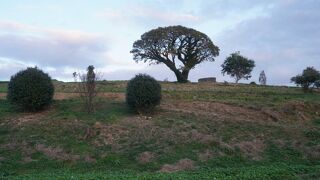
[0,0,319,85]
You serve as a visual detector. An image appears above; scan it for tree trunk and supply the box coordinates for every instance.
[174,70,189,83]
[161,59,189,83]
[182,69,190,81]
[235,76,240,84]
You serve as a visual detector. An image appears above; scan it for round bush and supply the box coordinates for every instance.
[7,67,54,111]
[126,74,161,113]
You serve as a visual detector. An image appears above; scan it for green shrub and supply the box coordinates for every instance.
[250,81,257,85]
[7,67,54,111]
[126,74,161,113]
[291,67,320,92]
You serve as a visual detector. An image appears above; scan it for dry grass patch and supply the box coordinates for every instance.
[162,101,272,123]
[136,151,155,164]
[234,139,265,160]
[4,109,52,127]
[159,158,196,172]
[35,144,81,162]
[198,149,214,162]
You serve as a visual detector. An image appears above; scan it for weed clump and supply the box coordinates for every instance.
[7,67,54,111]
[126,74,161,114]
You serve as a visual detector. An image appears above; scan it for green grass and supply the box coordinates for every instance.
[0,82,320,179]
[164,87,320,108]
[0,82,8,93]
[0,99,14,118]
[52,98,132,123]
[3,164,320,179]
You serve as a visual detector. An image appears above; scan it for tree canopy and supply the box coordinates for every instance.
[131,25,220,83]
[221,52,255,83]
[291,67,320,91]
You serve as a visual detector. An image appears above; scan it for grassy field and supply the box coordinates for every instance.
[0,81,320,179]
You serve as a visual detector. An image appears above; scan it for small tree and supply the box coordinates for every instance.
[259,70,267,85]
[291,67,320,92]
[73,65,101,113]
[221,52,255,83]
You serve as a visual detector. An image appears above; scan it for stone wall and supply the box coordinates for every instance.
[198,77,216,83]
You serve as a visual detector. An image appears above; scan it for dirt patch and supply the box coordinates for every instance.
[234,139,265,160]
[136,151,155,164]
[198,149,214,162]
[161,101,273,123]
[22,157,34,163]
[54,93,79,100]
[178,129,216,145]
[35,144,80,162]
[92,116,219,153]
[100,93,125,101]
[92,116,163,151]
[93,124,129,149]
[280,101,320,121]
[159,159,195,172]
[92,117,143,149]
[8,110,51,127]
[0,93,5,99]
[282,101,308,112]
[261,109,282,122]
[84,154,97,163]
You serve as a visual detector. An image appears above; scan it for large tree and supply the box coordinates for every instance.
[221,52,255,83]
[131,25,220,83]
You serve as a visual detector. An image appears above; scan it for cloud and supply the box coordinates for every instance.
[0,57,30,80]
[213,0,320,85]
[96,5,200,27]
[0,20,108,68]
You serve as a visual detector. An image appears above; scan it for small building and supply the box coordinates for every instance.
[198,77,216,83]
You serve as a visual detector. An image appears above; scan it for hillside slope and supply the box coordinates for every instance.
[0,82,320,179]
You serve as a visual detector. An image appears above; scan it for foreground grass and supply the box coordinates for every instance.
[1,82,320,179]
[4,164,320,179]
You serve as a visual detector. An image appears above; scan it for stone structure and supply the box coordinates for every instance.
[198,77,216,83]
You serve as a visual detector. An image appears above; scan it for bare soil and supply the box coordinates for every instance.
[0,93,6,99]
[162,100,318,123]
[5,110,52,127]
[136,151,155,164]
[35,144,81,162]
[159,159,196,172]
[234,139,265,160]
